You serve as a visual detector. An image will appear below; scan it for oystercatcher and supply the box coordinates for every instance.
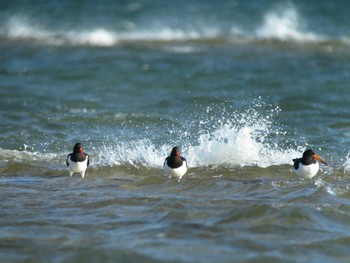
[163,147,187,179]
[66,143,90,178]
[293,149,327,178]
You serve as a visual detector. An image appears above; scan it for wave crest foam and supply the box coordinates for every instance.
[255,4,319,42]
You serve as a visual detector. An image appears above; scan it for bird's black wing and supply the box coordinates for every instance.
[66,154,71,166]
[293,158,301,170]
[164,156,169,166]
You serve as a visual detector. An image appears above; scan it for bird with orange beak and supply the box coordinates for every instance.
[163,147,187,179]
[293,149,328,178]
[66,143,90,178]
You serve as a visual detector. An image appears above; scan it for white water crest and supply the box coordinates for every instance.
[2,8,324,48]
[69,28,117,46]
[3,15,220,46]
[343,152,350,174]
[5,16,56,43]
[255,4,319,42]
[93,100,301,169]
[0,99,303,170]
[4,16,117,46]
[185,104,301,168]
[3,10,346,47]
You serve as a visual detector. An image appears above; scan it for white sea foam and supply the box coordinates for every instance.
[93,124,299,170]
[6,16,54,42]
[255,4,319,42]
[0,101,312,171]
[0,147,59,167]
[4,16,117,46]
[93,101,301,169]
[187,124,295,168]
[95,140,167,168]
[2,11,343,47]
[3,15,219,46]
[68,28,117,46]
[184,103,302,168]
[124,27,201,41]
[343,152,350,174]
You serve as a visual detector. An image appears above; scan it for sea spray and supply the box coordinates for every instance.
[343,152,350,174]
[186,99,299,168]
[96,139,167,168]
[255,3,318,41]
[93,98,300,169]
[0,97,303,173]
[2,3,331,47]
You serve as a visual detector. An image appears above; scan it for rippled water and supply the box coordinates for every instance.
[2,169,350,262]
[1,0,350,262]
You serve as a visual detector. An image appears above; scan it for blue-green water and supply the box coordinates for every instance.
[1,1,350,262]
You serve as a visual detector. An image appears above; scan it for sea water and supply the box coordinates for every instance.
[1,1,350,262]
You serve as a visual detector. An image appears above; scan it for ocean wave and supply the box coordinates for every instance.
[1,5,349,49]
[1,16,221,47]
[0,100,302,176]
[255,3,320,42]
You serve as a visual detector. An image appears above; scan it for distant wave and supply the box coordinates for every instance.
[1,16,222,46]
[255,3,320,42]
[1,7,349,48]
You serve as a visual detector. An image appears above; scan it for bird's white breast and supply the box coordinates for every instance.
[163,161,187,179]
[294,162,319,178]
[67,157,88,173]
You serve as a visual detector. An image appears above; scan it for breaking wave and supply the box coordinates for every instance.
[255,3,319,42]
[1,3,347,48]
[0,99,304,176]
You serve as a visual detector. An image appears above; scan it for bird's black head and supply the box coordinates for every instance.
[302,149,328,166]
[303,149,315,159]
[170,147,180,157]
[73,143,83,154]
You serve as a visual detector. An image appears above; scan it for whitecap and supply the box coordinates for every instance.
[255,4,320,42]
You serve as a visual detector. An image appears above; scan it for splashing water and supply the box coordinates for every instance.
[343,152,350,174]
[256,4,319,41]
[0,98,302,172]
[92,99,300,169]
[186,102,298,168]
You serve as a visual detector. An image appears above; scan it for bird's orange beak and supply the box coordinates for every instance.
[313,154,328,166]
[176,151,181,161]
[79,147,85,159]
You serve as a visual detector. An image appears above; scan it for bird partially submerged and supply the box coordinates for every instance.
[163,147,188,179]
[66,143,90,178]
[293,149,327,178]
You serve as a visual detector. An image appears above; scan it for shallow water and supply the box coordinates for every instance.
[2,169,350,262]
[1,0,350,262]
